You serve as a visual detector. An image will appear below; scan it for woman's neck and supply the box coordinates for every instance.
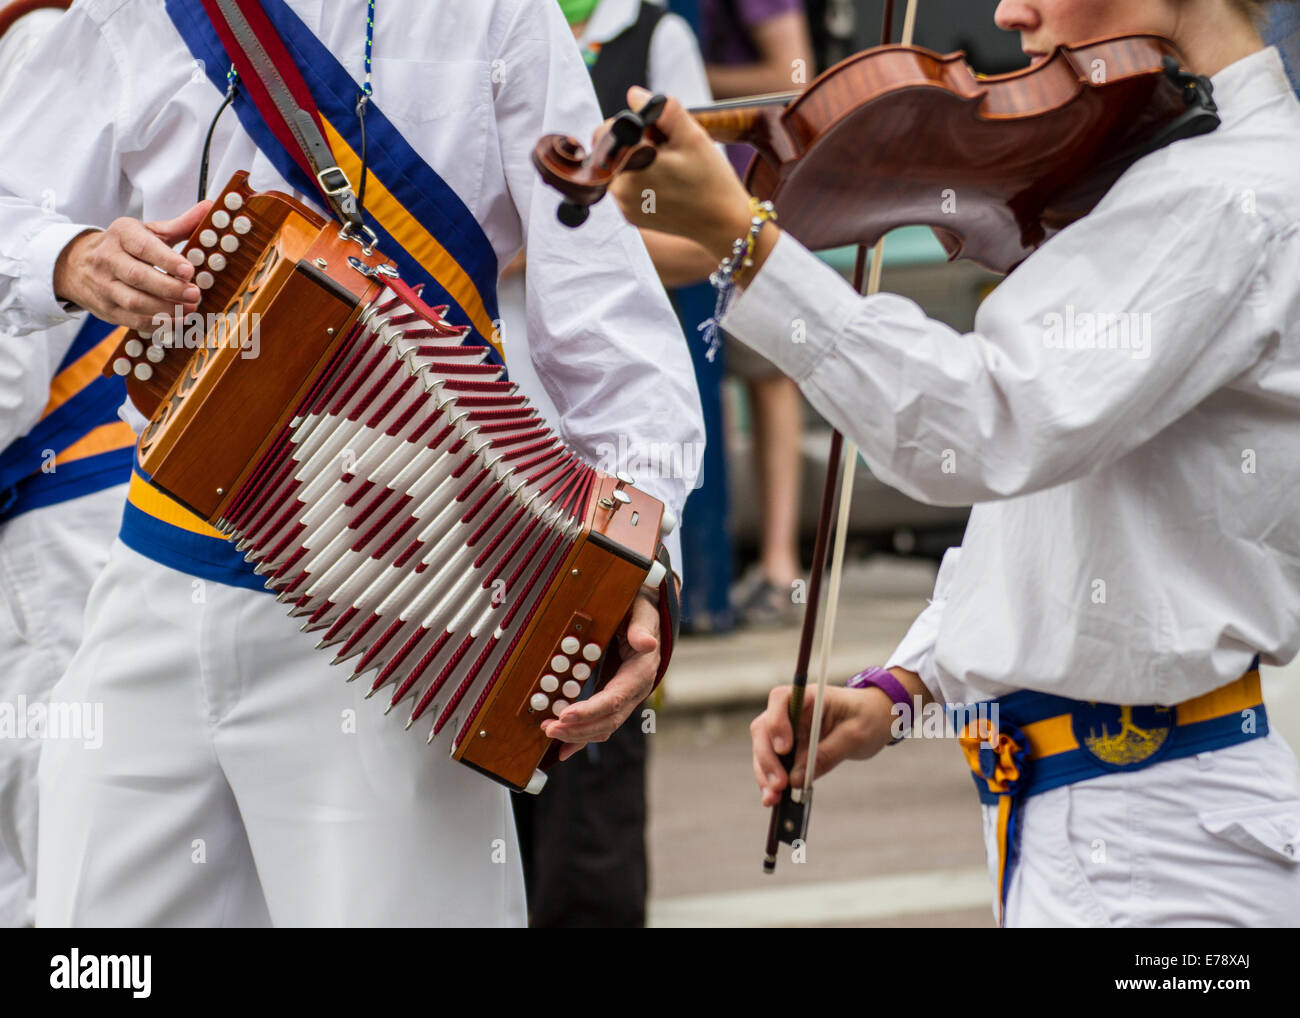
[1169,1,1265,77]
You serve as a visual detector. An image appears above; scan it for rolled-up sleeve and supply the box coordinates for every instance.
[722,164,1279,506]
[0,4,133,335]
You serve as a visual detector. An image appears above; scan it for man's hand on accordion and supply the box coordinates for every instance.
[52,201,212,332]
[541,588,662,759]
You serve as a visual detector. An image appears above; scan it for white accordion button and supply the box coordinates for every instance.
[199,229,218,248]
[145,344,165,363]
[560,636,580,655]
[550,655,570,673]
[232,215,252,235]
[529,693,549,712]
[572,663,591,682]
[211,210,231,229]
[224,192,243,211]
[659,506,678,537]
[540,675,559,693]
[196,271,214,290]
[124,338,143,358]
[111,357,131,376]
[582,643,602,662]
[552,700,569,717]
[187,248,205,266]
[562,680,581,699]
[208,253,227,272]
[221,234,240,252]
[133,363,153,381]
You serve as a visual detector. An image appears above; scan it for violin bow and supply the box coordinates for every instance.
[763,0,921,873]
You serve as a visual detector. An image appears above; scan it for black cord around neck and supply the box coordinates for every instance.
[198,66,240,203]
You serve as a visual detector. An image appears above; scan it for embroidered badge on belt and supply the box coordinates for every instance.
[1072,703,1175,770]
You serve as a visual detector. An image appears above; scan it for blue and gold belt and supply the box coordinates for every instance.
[958,665,1267,925]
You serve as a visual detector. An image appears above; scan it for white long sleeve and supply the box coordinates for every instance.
[724,47,1300,706]
[0,0,703,568]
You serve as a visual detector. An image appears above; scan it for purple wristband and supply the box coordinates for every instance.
[847,666,914,744]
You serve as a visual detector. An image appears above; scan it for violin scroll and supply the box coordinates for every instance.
[532,94,668,228]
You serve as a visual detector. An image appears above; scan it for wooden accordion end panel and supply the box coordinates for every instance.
[109,173,668,792]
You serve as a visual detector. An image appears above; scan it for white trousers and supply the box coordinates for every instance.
[36,540,526,927]
[0,485,126,927]
[985,732,1300,926]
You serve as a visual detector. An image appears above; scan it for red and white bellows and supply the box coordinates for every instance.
[214,285,598,748]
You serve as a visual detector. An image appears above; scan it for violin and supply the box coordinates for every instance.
[533,34,1219,274]
[533,1,1223,879]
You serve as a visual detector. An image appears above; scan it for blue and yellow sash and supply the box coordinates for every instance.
[0,317,133,523]
[124,1,506,588]
[959,662,1267,926]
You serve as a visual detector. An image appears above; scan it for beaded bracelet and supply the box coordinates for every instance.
[699,198,777,362]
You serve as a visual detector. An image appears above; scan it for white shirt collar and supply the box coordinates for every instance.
[1209,45,1294,121]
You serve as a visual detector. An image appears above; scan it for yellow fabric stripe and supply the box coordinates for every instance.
[53,421,137,465]
[995,796,1011,927]
[319,118,500,353]
[41,327,129,420]
[1020,714,1079,758]
[1019,672,1263,760]
[1176,672,1262,726]
[127,471,226,539]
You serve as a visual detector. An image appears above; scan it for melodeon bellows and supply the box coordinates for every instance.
[104,172,672,793]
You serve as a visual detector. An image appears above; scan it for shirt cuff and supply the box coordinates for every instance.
[720,231,864,382]
[21,221,99,328]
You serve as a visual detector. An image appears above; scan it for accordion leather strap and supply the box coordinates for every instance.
[201,0,369,240]
[652,543,679,693]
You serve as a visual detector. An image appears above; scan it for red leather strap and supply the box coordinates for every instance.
[199,0,334,208]
[650,543,678,693]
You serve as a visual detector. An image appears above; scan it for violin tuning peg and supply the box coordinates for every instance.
[637,94,668,126]
[610,111,644,148]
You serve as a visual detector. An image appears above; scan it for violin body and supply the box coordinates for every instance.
[535,34,1219,274]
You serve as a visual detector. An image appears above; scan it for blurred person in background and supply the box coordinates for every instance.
[0,0,133,928]
[506,0,713,929]
[700,0,814,628]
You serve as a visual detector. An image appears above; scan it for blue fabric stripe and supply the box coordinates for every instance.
[119,498,269,592]
[0,446,133,523]
[0,376,128,491]
[163,0,504,369]
[258,0,500,318]
[970,709,1270,805]
[0,316,128,492]
[56,315,119,372]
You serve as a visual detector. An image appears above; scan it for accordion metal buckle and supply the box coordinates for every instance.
[103,171,675,794]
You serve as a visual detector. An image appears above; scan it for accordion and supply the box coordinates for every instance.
[105,172,673,793]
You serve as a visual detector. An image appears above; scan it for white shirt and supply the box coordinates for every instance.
[498,0,712,446]
[0,7,78,448]
[723,46,1300,707]
[0,0,704,568]
[0,7,60,98]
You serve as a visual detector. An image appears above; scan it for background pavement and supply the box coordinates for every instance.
[645,555,1300,927]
